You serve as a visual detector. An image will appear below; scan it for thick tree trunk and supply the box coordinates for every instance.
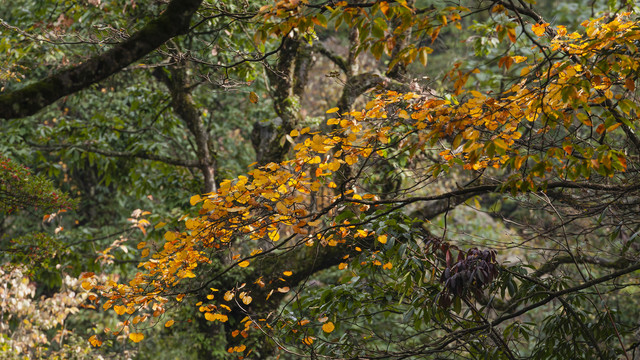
[252,36,314,165]
[153,65,217,193]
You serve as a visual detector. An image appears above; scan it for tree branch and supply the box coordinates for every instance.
[153,63,218,193]
[532,254,632,277]
[424,261,640,352]
[0,0,203,119]
[28,142,200,168]
[312,42,348,73]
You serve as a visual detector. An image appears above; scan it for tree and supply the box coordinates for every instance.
[2,0,640,359]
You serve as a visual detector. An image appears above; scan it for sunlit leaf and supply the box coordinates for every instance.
[129,333,144,343]
[322,322,335,333]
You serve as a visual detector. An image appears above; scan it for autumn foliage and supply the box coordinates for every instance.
[2,0,640,358]
[71,9,640,357]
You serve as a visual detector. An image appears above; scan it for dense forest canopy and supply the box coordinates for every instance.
[1,0,640,359]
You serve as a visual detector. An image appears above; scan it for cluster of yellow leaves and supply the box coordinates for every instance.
[84,97,402,342]
[379,13,639,186]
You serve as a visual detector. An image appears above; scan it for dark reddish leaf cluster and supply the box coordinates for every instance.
[427,239,499,307]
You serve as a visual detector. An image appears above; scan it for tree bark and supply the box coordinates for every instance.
[252,35,314,165]
[153,65,217,193]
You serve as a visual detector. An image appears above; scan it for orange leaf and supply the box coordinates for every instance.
[114,305,126,315]
[249,91,259,104]
[507,27,516,43]
[322,321,335,333]
[531,23,549,36]
[88,335,102,347]
[625,78,635,92]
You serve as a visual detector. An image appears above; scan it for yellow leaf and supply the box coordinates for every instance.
[238,260,250,268]
[129,333,144,343]
[290,129,300,137]
[531,23,548,36]
[322,321,335,333]
[114,305,126,315]
[81,281,93,291]
[165,320,175,327]
[327,118,340,125]
[283,271,292,276]
[242,295,252,305]
[205,312,215,321]
[164,231,177,242]
[326,107,339,114]
[338,263,348,270]
[302,337,314,345]
[383,262,393,270]
[224,291,234,301]
[278,287,290,293]
[250,249,263,256]
[327,160,341,172]
[190,194,202,206]
[154,221,166,229]
[137,242,146,249]
[185,218,199,229]
[268,229,280,242]
[512,56,527,63]
[377,235,388,244]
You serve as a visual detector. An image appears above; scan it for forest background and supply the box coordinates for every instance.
[1,0,640,359]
